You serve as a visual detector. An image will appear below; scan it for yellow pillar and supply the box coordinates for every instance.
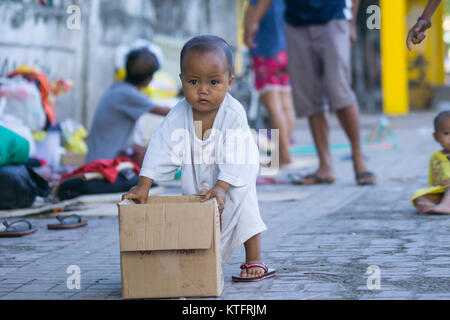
[380,0,409,116]
[406,0,445,110]
[235,0,248,76]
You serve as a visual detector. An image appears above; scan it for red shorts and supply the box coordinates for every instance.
[252,51,290,93]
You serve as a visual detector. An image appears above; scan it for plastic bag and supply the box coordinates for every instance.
[0,77,46,132]
[0,97,36,156]
[0,164,49,210]
[60,119,88,154]
[33,126,65,171]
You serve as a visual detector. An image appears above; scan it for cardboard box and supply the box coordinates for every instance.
[60,152,86,167]
[118,195,223,299]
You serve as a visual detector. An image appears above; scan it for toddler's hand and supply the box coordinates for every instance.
[122,185,149,204]
[201,183,229,215]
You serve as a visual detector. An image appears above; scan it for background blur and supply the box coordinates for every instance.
[1,0,450,126]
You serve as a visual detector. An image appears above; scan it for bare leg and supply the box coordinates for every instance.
[260,90,293,166]
[423,189,450,215]
[296,111,335,183]
[280,90,296,142]
[336,104,375,185]
[240,234,264,278]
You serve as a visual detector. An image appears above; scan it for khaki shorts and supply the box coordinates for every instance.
[285,19,356,118]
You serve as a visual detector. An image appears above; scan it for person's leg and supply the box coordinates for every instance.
[285,24,329,181]
[335,104,374,184]
[259,90,293,166]
[240,233,264,278]
[277,51,296,143]
[322,19,375,185]
[305,111,335,181]
[280,90,296,142]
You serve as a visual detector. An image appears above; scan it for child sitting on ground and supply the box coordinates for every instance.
[122,35,275,282]
[412,111,450,215]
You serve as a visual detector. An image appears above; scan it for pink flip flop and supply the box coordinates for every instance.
[232,263,276,282]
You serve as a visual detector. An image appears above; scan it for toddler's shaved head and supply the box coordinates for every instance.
[434,111,450,131]
[180,35,234,75]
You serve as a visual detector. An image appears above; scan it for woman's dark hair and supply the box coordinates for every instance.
[125,47,160,86]
[180,35,234,75]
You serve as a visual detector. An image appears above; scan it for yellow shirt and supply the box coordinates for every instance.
[412,150,450,205]
[428,150,450,186]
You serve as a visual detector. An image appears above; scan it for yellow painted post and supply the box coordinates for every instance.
[235,0,247,76]
[406,0,444,85]
[380,0,409,116]
[406,0,445,110]
[428,3,445,85]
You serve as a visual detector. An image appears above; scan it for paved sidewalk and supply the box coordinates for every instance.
[1,112,450,300]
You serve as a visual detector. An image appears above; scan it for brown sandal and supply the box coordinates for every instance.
[290,173,335,185]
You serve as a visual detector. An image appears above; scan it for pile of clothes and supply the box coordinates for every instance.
[0,65,72,209]
[0,64,152,210]
[56,157,141,200]
[0,126,50,209]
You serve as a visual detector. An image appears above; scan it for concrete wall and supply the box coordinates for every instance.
[0,0,237,128]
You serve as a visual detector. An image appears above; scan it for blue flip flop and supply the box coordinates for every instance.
[0,220,37,237]
[47,214,88,230]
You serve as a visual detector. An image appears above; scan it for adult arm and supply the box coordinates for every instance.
[350,0,360,47]
[244,0,273,48]
[150,105,171,116]
[244,1,256,48]
[121,87,170,119]
[406,0,442,50]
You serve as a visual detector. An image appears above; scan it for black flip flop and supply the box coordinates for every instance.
[289,173,335,185]
[0,220,37,237]
[47,214,88,230]
[355,171,376,186]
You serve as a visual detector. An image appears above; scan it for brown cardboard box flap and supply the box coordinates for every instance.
[119,196,215,252]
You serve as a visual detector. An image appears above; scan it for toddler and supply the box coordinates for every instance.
[123,35,275,281]
[413,111,450,215]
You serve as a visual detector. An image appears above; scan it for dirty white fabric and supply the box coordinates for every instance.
[140,93,267,263]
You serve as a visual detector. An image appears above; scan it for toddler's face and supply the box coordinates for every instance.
[434,117,450,152]
[180,50,234,114]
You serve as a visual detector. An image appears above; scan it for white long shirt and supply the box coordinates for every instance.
[140,93,267,262]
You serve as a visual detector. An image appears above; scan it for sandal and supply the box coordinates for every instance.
[289,173,335,185]
[355,171,376,186]
[47,214,88,230]
[0,220,37,237]
[232,263,276,282]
